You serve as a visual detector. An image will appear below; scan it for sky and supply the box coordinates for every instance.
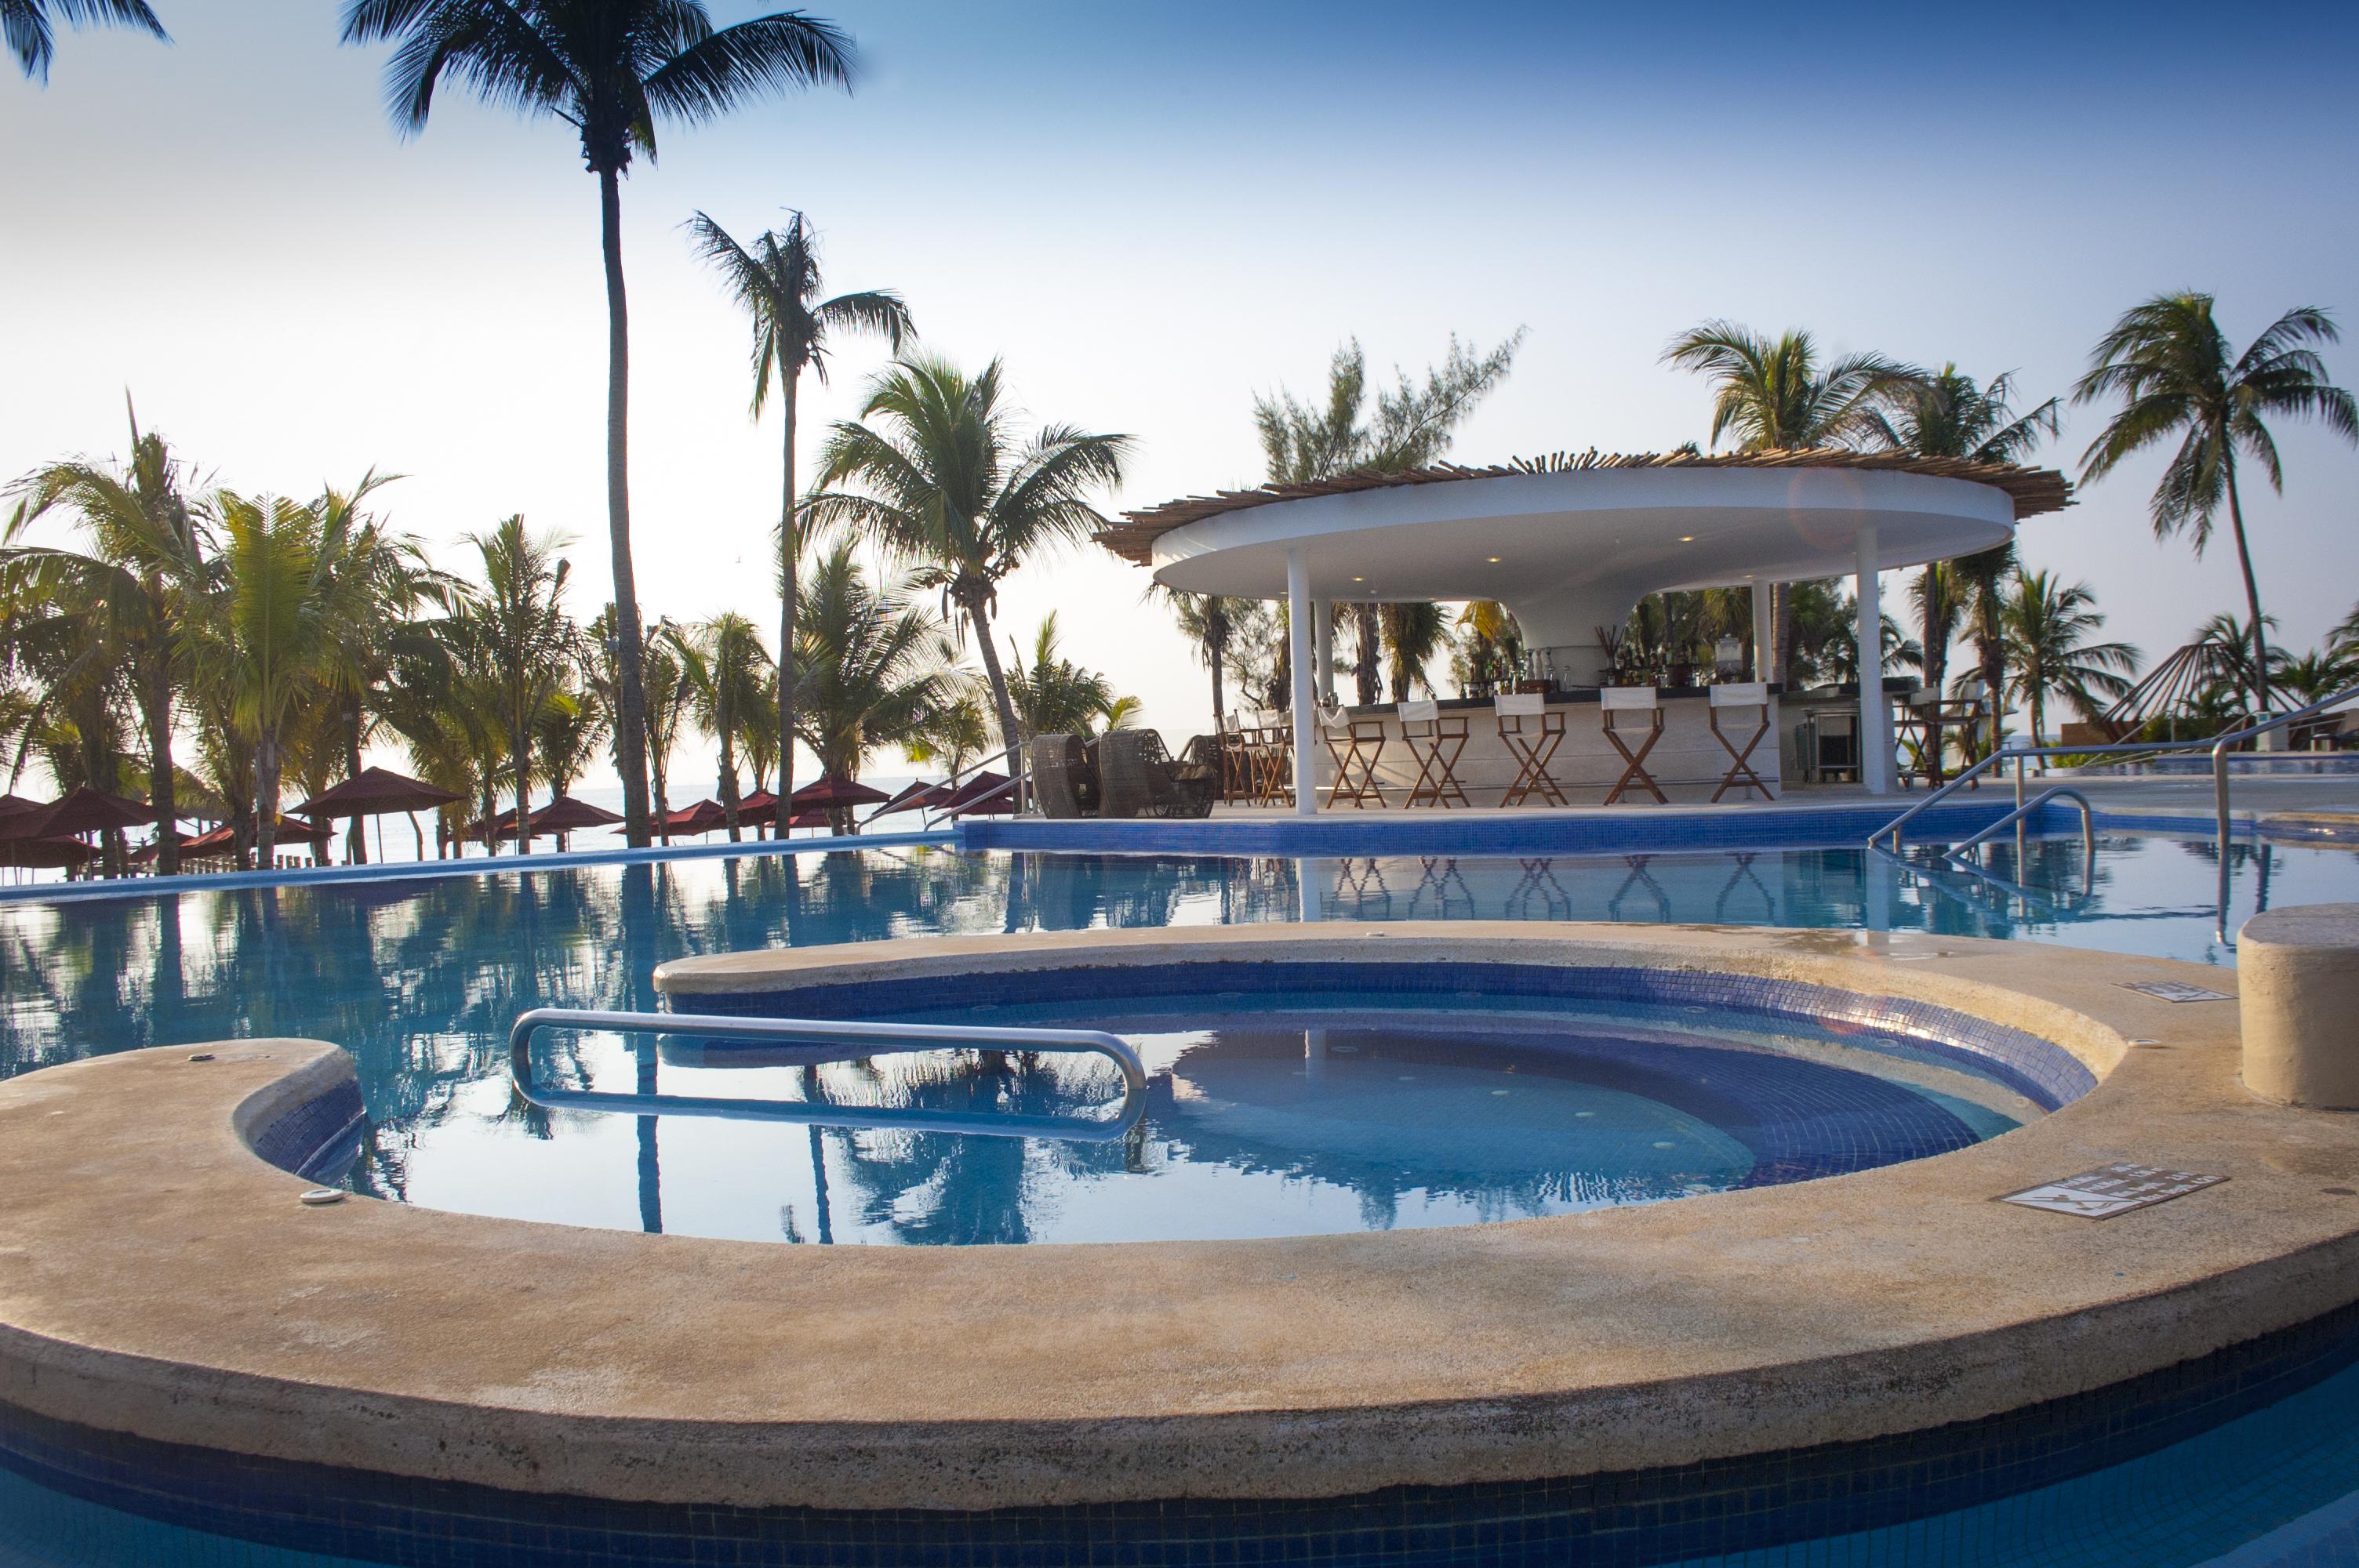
[5,0,2357,790]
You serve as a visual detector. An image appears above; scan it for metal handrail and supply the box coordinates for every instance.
[2207,682,2359,938]
[911,746,1032,831]
[510,1007,1147,1143]
[1944,786,2094,860]
[1873,682,2359,854]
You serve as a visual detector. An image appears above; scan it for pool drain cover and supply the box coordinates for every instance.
[2120,981,2233,1004]
[1999,1163,2226,1219]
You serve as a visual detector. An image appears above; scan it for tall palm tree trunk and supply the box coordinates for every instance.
[143,646,180,877]
[256,729,282,865]
[1354,604,1380,705]
[719,681,743,842]
[778,377,799,815]
[513,707,533,855]
[2223,467,2272,720]
[1209,634,1226,730]
[965,592,1023,791]
[599,166,652,847]
[343,695,366,865]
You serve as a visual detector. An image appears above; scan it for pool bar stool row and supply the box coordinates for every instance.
[1298,686,1778,810]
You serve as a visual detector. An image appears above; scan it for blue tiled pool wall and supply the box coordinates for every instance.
[954,798,2099,858]
[3,1290,2357,1566]
[245,1077,368,1185]
[692,960,2099,1112]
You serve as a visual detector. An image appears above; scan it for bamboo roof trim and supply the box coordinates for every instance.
[1094,448,2074,565]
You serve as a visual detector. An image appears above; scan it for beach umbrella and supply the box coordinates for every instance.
[634,799,727,837]
[295,766,464,818]
[791,775,891,811]
[175,814,329,859]
[297,766,467,862]
[0,836,96,870]
[782,807,834,831]
[8,786,155,839]
[865,780,951,820]
[938,771,1016,817]
[529,794,624,835]
[735,788,780,822]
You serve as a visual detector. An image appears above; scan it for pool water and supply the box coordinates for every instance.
[542,993,2034,1246]
[0,834,2347,1247]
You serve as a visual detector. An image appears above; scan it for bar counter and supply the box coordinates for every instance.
[1282,687,1784,807]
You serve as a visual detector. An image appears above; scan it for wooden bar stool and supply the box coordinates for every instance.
[1217,713,1252,804]
[1707,681,1776,801]
[1599,687,1667,804]
[1252,711,1295,807]
[1320,706,1387,808]
[1398,699,1470,808]
[1495,691,1566,807]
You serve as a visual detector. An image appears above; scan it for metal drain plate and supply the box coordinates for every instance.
[2000,1163,2227,1219]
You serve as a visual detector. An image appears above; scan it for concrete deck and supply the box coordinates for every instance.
[2,924,2357,1514]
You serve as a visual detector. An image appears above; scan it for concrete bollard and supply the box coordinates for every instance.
[2241,904,2359,1108]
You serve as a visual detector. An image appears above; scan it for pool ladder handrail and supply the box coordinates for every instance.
[1941,786,2094,862]
[510,1007,1148,1143]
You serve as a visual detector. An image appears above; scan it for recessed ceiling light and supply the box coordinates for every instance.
[1485,556,1501,564]
[1678,535,1696,543]
[1352,575,1365,583]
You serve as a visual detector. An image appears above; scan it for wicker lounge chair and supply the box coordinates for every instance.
[1098,730,1217,818]
[1027,734,1099,819]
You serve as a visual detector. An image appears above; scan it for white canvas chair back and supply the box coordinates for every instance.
[1601,686,1659,713]
[1709,681,1768,710]
[1494,691,1546,717]
[1397,699,1441,727]
[1317,702,1352,736]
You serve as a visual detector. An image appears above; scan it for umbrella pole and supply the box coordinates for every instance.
[376,815,386,864]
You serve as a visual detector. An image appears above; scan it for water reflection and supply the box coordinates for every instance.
[0,837,2343,1243]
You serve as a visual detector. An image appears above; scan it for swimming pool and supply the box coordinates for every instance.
[2,834,2357,1566]
[0,833,2344,1245]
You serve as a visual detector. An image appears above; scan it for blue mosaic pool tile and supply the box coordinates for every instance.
[696,960,2095,1113]
[246,1077,368,1184]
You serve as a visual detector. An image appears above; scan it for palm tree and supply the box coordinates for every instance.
[4,0,165,82]
[905,694,990,782]
[315,477,434,863]
[1866,366,2060,765]
[669,612,770,841]
[1379,601,1449,701]
[688,209,911,812]
[186,492,369,863]
[340,0,858,847]
[1661,322,1921,682]
[1255,332,1525,704]
[789,538,963,818]
[2001,569,2139,757]
[805,355,1129,786]
[1005,612,1135,739]
[463,517,576,855]
[1906,562,1963,779]
[1149,586,1245,732]
[5,405,210,871]
[2074,295,2357,720]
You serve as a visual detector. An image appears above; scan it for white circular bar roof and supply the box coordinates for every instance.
[1140,466,2017,651]
[1100,452,2072,655]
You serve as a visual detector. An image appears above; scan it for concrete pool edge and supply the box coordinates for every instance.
[4,924,2359,1517]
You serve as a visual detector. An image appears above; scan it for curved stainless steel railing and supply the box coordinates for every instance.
[1944,786,2094,860]
[510,1007,1147,1143]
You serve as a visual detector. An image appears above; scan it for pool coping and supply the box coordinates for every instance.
[4,922,2359,1515]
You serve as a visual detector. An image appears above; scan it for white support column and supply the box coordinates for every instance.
[1751,580,1777,684]
[1855,526,1894,795]
[1287,548,1318,815]
[1311,599,1335,703]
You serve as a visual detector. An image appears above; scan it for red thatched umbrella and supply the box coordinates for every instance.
[734,788,780,826]
[0,835,95,870]
[8,785,155,839]
[298,766,467,863]
[866,780,951,820]
[791,775,891,811]
[634,799,728,838]
[530,794,623,837]
[937,771,1016,817]
[296,766,464,818]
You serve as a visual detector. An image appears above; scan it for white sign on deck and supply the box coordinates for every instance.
[2000,1163,2227,1220]
[2119,980,2234,1004]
